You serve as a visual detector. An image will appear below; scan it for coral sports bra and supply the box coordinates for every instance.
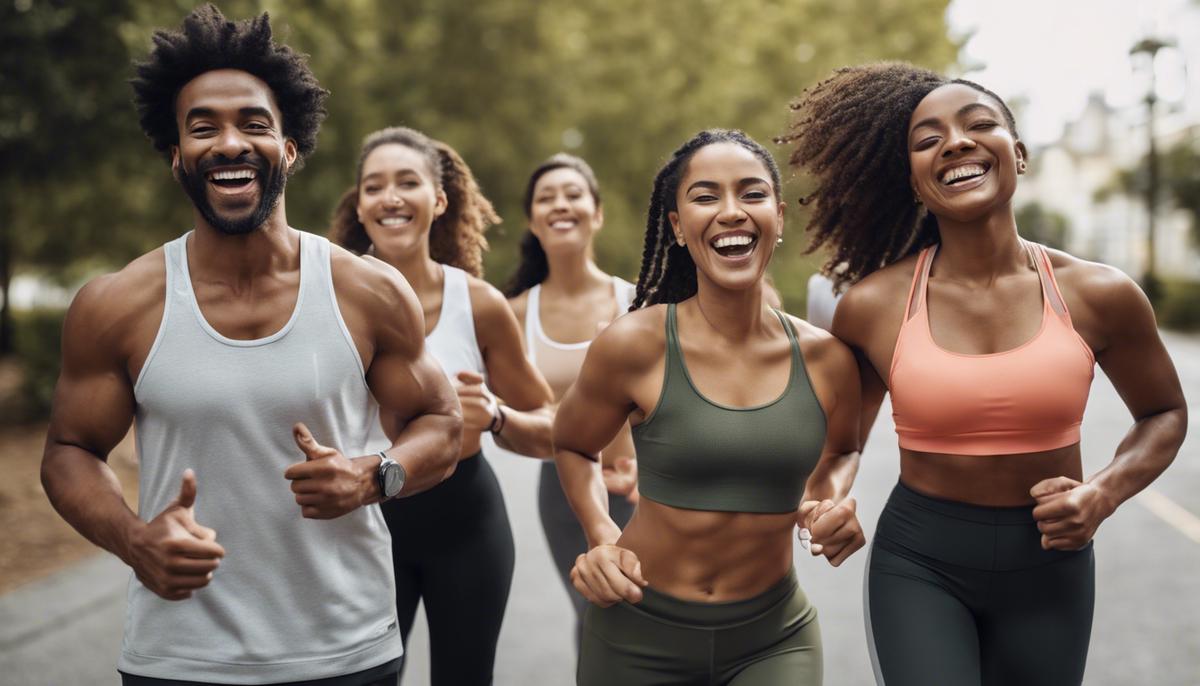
[889,242,1095,456]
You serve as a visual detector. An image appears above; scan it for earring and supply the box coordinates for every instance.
[776,236,784,245]
[675,235,686,247]
[914,194,923,205]
[1017,160,1028,174]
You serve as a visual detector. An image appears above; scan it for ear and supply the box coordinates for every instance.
[433,187,448,220]
[170,146,181,179]
[776,200,786,242]
[667,211,684,246]
[1015,140,1029,174]
[283,138,299,173]
[592,204,605,232]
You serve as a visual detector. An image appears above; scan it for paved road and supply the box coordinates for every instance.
[2,333,1197,685]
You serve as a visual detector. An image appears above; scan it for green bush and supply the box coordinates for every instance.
[1156,278,1200,332]
[5,309,66,423]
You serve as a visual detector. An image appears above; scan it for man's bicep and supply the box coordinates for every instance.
[46,297,136,459]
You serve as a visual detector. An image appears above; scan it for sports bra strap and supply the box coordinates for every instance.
[525,284,541,365]
[1028,242,1070,321]
[904,244,938,322]
[773,308,803,384]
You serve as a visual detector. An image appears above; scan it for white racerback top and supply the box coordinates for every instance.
[122,231,401,682]
[425,265,485,380]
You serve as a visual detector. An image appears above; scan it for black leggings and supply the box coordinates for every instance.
[866,482,1095,686]
[538,460,635,644]
[119,658,401,685]
[381,452,515,686]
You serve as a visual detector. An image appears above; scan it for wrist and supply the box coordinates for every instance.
[488,405,508,436]
[356,453,384,505]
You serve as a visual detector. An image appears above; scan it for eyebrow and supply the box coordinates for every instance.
[685,177,770,193]
[910,102,999,134]
[184,106,276,123]
[362,168,422,180]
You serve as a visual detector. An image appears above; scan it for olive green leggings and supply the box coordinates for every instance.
[578,569,822,685]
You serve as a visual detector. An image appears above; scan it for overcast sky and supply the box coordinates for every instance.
[947,0,1199,145]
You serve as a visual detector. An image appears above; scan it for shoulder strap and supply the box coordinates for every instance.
[1029,243,1071,321]
[903,244,937,322]
[773,309,803,385]
[613,277,635,315]
[525,284,541,364]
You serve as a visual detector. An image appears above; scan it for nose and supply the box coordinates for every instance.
[717,193,747,225]
[212,125,252,160]
[551,192,570,211]
[941,127,976,157]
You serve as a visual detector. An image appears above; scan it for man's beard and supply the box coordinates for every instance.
[178,153,287,236]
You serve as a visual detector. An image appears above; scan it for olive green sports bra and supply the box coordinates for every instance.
[631,304,827,514]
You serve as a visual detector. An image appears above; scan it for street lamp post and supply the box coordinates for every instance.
[1130,37,1172,305]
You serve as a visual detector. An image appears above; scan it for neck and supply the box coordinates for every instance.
[188,201,295,282]
[542,248,608,295]
[378,242,441,295]
[932,204,1028,284]
[692,277,768,343]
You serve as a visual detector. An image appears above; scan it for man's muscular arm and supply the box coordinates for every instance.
[290,251,462,516]
[42,261,224,599]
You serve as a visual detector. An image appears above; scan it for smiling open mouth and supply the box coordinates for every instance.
[939,162,990,186]
[710,233,757,257]
[207,168,257,190]
[379,216,413,227]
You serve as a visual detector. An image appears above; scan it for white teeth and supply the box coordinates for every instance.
[209,169,256,181]
[550,220,576,230]
[712,234,754,249]
[379,217,412,227]
[941,163,987,184]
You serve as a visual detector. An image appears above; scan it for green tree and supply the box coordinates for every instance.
[1015,202,1070,250]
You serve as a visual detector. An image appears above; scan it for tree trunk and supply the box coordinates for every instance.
[0,218,12,356]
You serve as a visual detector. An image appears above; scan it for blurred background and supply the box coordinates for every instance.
[1,0,1198,684]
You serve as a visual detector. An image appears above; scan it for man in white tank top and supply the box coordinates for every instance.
[40,7,462,685]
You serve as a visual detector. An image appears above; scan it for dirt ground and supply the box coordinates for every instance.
[0,424,138,595]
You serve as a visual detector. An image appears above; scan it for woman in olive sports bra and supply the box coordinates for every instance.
[553,129,865,685]
[781,63,1187,685]
[503,154,639,646]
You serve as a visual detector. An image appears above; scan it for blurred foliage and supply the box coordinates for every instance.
[1015,201,1069,250]
[2,309,66,423]
[0,0,960,362]
[1098,134,1200,247]
[1157,277,1200,331]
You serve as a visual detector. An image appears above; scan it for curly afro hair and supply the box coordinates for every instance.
[778,62,1020,290]
[131,4,328,169]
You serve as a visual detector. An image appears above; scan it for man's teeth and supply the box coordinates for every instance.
[380,217,412,227]
[209,169,256,181]
[942,164,987,184]
[712,235,754,249]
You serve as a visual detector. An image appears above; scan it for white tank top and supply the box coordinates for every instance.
[525,277,634,399]
[425,265,485,379]
[122,231,401,682]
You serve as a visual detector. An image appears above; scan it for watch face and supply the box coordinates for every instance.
[382,462,404,498]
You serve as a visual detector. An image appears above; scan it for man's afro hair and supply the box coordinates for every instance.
[131,4,329,168]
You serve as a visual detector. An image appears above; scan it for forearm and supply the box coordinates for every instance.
[388,411,464,497]
[555,447,620,547]
[492,406,553,458]
[802,451,861,503]
[41,446,143,564]
[1088,407,1187,509]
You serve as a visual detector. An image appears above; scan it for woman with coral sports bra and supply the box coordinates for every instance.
[781,63,1188,686]
[504,153,639,644]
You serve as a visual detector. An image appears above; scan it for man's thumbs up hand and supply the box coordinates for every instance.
[284,422,375,519]
[127,468,225,601]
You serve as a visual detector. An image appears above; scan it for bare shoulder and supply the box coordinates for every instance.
[465,274,513,326]
[507,289,530,325]
[785,313,856,373]
[328,245,424,355]
[1043,247,1145,308]
[838,255,919,317]
[67,248,167,353]
[585,304,667,375]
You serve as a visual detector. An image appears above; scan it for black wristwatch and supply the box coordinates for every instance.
[376,451,406,499]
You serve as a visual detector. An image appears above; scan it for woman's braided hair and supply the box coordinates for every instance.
[778,62,1020,290]
[329,127,498,277]
[631,129,782,310]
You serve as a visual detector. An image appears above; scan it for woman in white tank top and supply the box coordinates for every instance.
[330,127,555,686]
[503,154,639,646]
